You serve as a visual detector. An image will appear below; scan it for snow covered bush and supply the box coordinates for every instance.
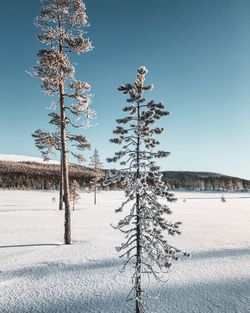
[70,180,81,210]
[221,194,226,202]
[105,66,188,313]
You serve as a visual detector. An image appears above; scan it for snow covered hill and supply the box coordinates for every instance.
[0,154,59,164]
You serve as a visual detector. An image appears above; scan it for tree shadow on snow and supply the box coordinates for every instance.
[0,243,62,249]
[153,277,250,313]
[0,257,125,281]
[2,246,250,279]
[189,247,250,261]
[1,248,250,312]
[1,272,249,313]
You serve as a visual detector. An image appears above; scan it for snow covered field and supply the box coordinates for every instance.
[0,190,249,313]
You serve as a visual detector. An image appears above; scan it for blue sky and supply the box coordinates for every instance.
[0,0,249,179]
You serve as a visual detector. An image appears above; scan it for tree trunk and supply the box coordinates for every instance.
[94,184,97,205]
[60,81,71,244]
[135,101,142,313]
[59,155,64,210]
[136,192,142,313]
[58,12,71,245]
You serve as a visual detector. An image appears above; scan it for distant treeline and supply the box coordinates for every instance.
[0,161,96,190]
[162,171,250,192]
[0,161,249,191]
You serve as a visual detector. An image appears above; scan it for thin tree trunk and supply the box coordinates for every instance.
[94,184,97,205]
[59,155,64,210]
[135,101,142,313]
[58,12,71,245]
[60,81,71,244]
[136,193,142,313]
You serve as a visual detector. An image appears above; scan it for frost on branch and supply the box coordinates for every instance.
[32,129,60,161]
[32,0,95,128]
[105,66,189,312]
[32,113,91,163]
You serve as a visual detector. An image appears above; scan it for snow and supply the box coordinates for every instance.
[0,190,249,313]
[0,154,59,164]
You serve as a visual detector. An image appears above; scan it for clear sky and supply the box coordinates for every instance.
[0,0,249,179]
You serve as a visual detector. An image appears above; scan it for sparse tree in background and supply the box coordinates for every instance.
[89,148,103,204]
[70,179,81,210]
[32,0,94,244]
[52,197,56,203]
[105,67,188,313]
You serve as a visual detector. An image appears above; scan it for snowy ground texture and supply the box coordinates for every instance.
[0,190,249,313]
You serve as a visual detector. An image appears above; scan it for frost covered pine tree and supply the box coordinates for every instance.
[32,0,94,244]
[70,179,81,210]
[105,67,189,313]
[89,148,103,204]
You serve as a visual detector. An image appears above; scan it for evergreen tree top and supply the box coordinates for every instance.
[32,0,95,129]
[89,148,103,169]
[35,0,92,54]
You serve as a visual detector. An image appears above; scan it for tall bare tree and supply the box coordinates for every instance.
[33,0,94,244]
[105,67,189,312]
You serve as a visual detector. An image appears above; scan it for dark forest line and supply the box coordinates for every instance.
[0,161,249,192]
[0,161,96,190]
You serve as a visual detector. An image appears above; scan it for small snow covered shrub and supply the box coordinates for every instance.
[105,67,188,313]
[70,180,81,210]
[221,194,226,202]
